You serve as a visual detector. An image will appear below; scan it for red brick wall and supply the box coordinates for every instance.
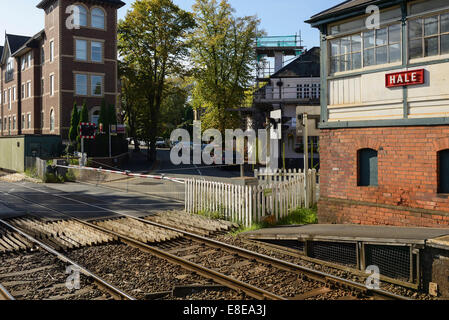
[319,126,449,228]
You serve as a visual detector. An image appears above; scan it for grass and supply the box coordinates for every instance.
[24,168,38,179]
[229,205,318,236]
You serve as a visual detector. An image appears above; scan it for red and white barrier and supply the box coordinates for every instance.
[55,164,186,184]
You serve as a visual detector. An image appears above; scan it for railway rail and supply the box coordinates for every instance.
[1,182,411,300]
[0,220,134,300]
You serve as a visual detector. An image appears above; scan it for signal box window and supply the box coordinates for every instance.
[438,149,449,194]
[358,148,378,187]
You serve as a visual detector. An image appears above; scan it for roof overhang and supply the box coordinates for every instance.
[12,30,45,57]
[306,0,404,29]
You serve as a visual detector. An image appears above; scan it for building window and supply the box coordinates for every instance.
[50,40,54,62]
[91,8,105,29]
[27,82,31,98]
[13,87,16,101]
[8,88,11,110]
[91,75,103,96]
[41,111,44,129]
[329,24,400,74]
[75,40,87,61]
[12,116,16,130]
[41,47,45,64]
[21,84,25,99]
[27,53,32,68]
[75,74,88,95]
[50,109,54,132]
[409,12,449,59]
[27,114,31,129]
[358,148,378,186]
[50,75,55,96]
[41,79,44,95]
[76,5,88,27]
[22,114,25,129]
[438,149,449,193]
[21,56,26,71]
[91,41,103,62]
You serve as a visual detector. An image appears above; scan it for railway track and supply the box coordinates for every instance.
[1,182,411,300]
[0,221,134,300]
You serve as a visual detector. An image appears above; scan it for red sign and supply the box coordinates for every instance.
[385,69,425,88]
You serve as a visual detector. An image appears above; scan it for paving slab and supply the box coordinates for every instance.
[241,224,449,245]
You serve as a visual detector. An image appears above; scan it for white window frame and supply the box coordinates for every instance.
[49,40,54,62]
[50,74,55,96]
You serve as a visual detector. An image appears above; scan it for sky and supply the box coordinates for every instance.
[0,0,337,50]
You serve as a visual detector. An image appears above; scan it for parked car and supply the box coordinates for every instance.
[156,137,168,148]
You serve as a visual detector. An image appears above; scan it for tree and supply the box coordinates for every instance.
[189,0,260,134]
[159,78,191,138]
[119,62,144,151]
[76,102,89,152]
[118,0,195,161]
[68,102,80,144]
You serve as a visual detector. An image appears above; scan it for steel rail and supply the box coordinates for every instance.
[1,188,285,301]
[0,219,135,301]
[0,283,15,300]
[8,182,411,300]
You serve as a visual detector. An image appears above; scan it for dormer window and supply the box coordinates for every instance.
[91,8,105,29]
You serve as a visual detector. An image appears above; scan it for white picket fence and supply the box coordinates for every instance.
[185,169,317,227]
[255,168,305,184]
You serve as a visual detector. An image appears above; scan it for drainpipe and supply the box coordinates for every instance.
[16,56,22,136]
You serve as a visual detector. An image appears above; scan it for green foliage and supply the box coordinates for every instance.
[79,102,89,123]
[231,206,318,236]
[69,102,80,144]
[277,206,318,226]
[189,0,261,134]
[118,0,195,160]
[159,78,192,138]
[44,172,64,184]
[64,169,77,182]
[197,209,224,220]
[24,168,38,179]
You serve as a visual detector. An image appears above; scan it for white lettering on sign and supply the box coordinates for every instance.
[389,75,396,85]
[386,69,425,88]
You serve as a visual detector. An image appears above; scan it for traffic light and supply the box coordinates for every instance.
[80,123,97,139]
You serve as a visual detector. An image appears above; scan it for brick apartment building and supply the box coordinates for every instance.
[308,0,449,228]
[0,0,125,141]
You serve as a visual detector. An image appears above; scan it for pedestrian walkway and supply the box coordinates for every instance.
[242,224,449,246]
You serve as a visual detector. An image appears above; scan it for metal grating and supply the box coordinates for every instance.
[365,245,410,281]
[259,239,305,252]
[308,241,357,267]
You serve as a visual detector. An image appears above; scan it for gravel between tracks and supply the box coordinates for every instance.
[0,250,111,300]
[66,243,251,300]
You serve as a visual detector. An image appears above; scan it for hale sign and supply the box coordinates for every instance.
[385,69,425,88]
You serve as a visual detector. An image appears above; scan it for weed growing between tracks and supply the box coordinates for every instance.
[227,206,318,236]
